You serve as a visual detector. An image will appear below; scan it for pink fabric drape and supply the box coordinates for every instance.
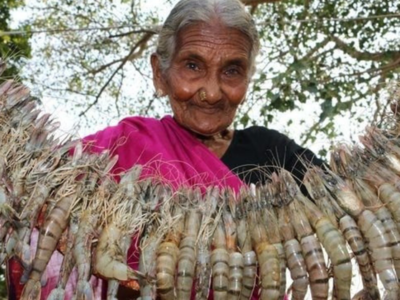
[84,115,247,299]
[83,115,244,192]
[7,115,246,299]
[83,115,255,299]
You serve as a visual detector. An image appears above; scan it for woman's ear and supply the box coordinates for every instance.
[151,53,167,96]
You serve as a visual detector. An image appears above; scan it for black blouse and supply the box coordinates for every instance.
[221,126,325,185]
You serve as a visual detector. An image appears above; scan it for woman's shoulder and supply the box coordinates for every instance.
[237,125,292,147]
[239,125,287,135]
[86,116,162,136]
[235,125,319,164]
[234,125,324,181]
[82,116,162,152]
[119,115,163,127]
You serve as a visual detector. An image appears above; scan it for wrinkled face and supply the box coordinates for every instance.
[152,22,252,136]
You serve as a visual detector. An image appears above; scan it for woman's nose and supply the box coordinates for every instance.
[203,75,222,103]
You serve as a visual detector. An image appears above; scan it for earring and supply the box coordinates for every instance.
[155,88,164,98]
[199,90,207,101]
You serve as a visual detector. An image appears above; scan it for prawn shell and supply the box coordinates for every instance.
[21,279,41,300]
[177,236,197,299]
[339,215,379,298]
[257,242,280,300]
[378,183,400,227]
[156,241,179,296]
[94,223,145,282]
[211,248,229,297]
[358,210,399,299]
[227,252,244,298]
[273,243,286,299]
[139,233,159,299]
[284,239,308,300]
[375,206,400,280]
[300,235,329,300]
[314,217,352,300]
[336,187,365,218]
[195,245,212,300]
[241,250,257,299]
[28,190,78,284]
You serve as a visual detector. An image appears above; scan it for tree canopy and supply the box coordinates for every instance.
[13,0,400,156]
[0,0,31,82]
[0,0,31,296]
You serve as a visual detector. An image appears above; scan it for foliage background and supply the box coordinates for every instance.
[12,0,400,157]
[0,0,30,82]
[0,0,31,297]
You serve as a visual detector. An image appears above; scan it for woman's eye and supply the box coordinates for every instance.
[186,62,199,71]
[225,67,240,77]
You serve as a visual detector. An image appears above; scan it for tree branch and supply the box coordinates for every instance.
[300,37,331,61]
[310,47,335,62]
[345,56,400,78]
[30,81,95,98]
[332,36,400,62]
[86,57,125,75]
[131,60,152,80]
[78,31,155,117]
[302,121,321,145]
[114,71,124,118]
[144,98,156,116]
[301,88,380,145]
[293,0,311,48]
[373,72,388,125]
[108,26,160,39]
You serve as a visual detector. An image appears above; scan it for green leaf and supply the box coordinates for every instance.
[305,81,318,94]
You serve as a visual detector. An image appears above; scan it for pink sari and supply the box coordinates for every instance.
[8,115,247,299]
[83,115,244,191]
[84,115,248,298]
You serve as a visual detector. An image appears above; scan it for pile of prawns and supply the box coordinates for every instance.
[2,60,400,300]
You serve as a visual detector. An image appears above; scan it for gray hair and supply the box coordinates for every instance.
[155,0,260,76]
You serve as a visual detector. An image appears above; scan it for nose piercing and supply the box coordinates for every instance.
[199,90,207,101]
[155,88,164,98]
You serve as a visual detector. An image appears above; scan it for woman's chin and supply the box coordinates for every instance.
[187,125,225,136]
[174,114,231,136]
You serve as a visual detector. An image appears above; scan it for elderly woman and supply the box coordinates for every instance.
[85,0,323,187]
[8,0,323,299]
[89,0,322,298]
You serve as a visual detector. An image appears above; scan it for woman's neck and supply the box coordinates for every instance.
[195,129,234,158]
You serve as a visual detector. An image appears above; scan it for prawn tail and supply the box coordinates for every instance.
[18,247,33,284]
[40,272,48,286]
[17,242,32,270]
[47,288,66,300]
[20,267,30,284]
[75,280,94,300]
[0,252,6,265]
[107,279,120,300]
[128,267,148,282]
[21,279,41,300]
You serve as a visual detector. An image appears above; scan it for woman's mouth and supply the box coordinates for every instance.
[191,103,225,115]
[197,107,220,114]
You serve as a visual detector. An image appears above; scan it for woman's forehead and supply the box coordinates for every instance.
[174,22,252,60]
